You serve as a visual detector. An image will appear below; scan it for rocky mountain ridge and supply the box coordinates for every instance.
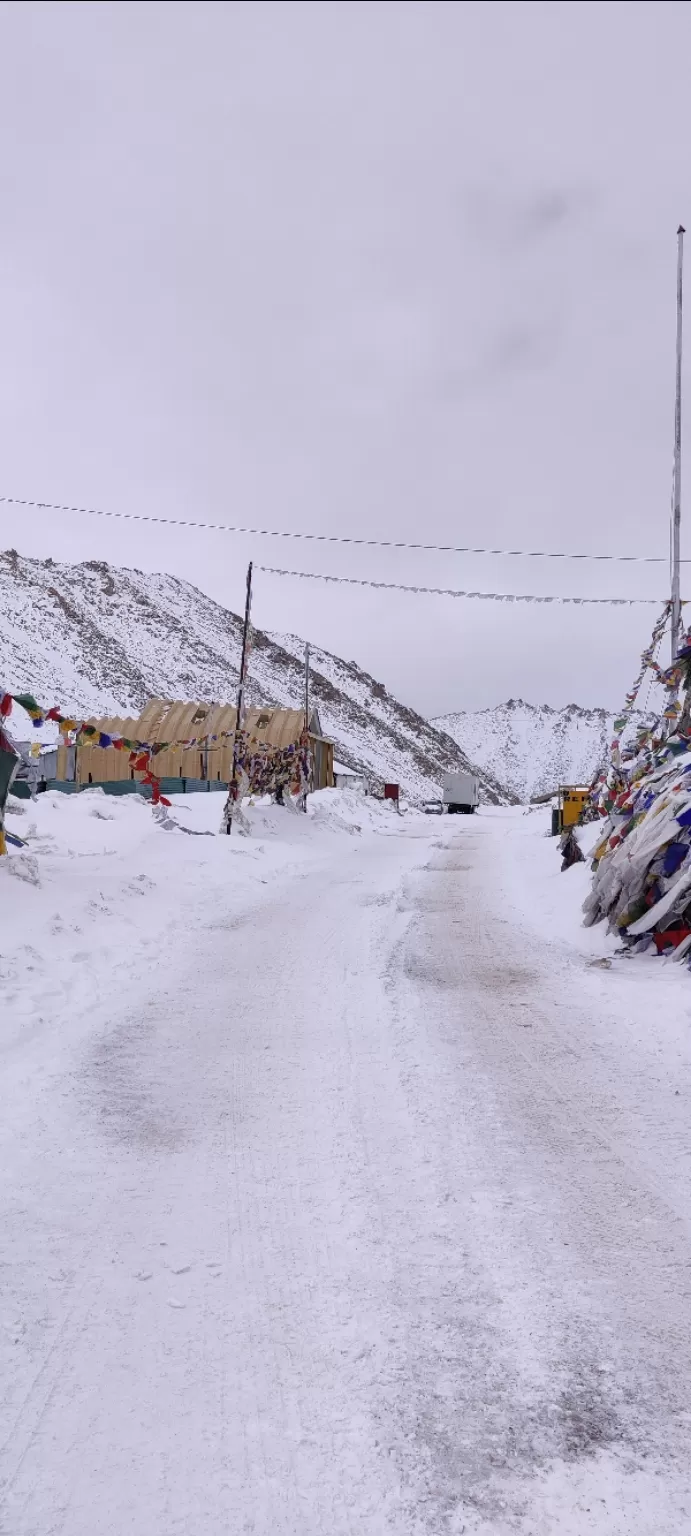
[0,548,513,804]
[433,697,653,802]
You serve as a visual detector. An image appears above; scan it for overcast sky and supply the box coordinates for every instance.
[0,0,689,716]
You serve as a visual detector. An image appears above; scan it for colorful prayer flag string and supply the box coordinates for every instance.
[1,692,312,815]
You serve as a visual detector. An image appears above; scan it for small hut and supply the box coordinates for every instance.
[55,699,334,793]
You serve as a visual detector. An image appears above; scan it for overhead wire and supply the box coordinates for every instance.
[0,493,684,565]
[256,565,663,606]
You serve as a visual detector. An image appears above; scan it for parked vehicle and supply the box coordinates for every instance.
[441,770,479,814]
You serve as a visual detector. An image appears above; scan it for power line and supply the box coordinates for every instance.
[0,493,682,565]
[257,564,663,605]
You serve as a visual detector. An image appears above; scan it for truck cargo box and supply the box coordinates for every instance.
[441,771,479,813]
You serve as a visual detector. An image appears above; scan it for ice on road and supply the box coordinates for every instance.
[3,797,691,1534]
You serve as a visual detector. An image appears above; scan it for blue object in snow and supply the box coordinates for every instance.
[662,841,689,877]
[5,830,26,848]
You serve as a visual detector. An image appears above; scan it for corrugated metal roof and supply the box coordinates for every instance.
[78,700,327,749]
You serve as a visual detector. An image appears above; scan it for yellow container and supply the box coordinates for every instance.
[559,786,591,829]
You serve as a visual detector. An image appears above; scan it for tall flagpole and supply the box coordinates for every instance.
[671,224,685,664]
[303,642,310,811]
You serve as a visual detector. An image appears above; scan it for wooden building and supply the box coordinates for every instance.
[56,700,334,792]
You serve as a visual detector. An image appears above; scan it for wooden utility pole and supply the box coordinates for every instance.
[672,225,685,665]
[224,561,253,835]
[303,642,310,809]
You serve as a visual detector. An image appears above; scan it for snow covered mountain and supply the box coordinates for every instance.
[0,548,513,804]
[433,698,651,803]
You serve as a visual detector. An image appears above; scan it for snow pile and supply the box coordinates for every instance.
[487,805,618,960]
[307,787,416,834]
[0,785,413,1036]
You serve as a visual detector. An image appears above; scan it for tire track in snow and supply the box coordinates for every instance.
[4,816,691,1533]
[382,818,691,1531]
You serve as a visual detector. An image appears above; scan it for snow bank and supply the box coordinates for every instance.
[307,786,418,835]
[475,807,691,1058]
[485,806,618,960]
[1,786,412,1049]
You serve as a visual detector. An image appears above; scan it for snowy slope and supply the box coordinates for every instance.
[0,548,513,804]
[433,698,653,802]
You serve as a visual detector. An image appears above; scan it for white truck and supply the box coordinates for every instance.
[441,770,479,814]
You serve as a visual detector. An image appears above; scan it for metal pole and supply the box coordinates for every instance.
[303,642,310,809]
[224,561,253,834]
[672,225,685,664]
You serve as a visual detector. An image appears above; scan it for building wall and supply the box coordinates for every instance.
[54,700,334,791]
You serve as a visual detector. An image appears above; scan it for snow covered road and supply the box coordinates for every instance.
[3,799,691,1534]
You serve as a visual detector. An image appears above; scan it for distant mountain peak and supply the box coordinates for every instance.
[432,699,651,802]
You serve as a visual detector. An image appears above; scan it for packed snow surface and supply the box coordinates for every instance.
[2,790,691,1533]
[434,698,654,802]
